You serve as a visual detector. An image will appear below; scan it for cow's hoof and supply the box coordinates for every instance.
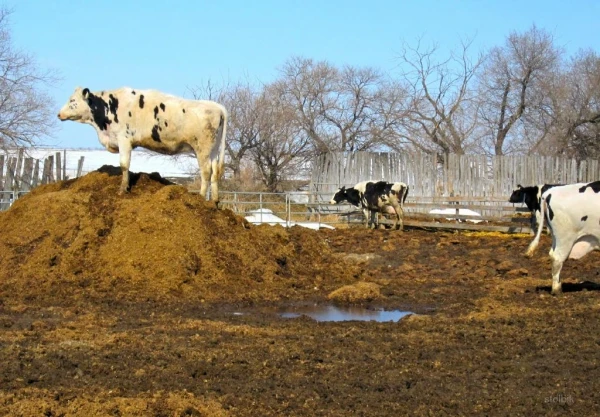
[551,288,563,296]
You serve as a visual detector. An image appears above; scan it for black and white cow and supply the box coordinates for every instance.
[330,180,409,230]
[509,184,562,232]
[58,86,228,202]
[526,181,600,295]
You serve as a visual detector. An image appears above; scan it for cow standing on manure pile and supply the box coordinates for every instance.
[58,86,227,203]
[330,180,409,230]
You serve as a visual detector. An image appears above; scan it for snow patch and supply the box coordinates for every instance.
[245,208,335,230]
[429,208,483,223]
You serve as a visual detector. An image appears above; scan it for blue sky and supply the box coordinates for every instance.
[9,0,600,149]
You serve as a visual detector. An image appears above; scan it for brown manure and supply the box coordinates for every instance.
[0,166,359,306]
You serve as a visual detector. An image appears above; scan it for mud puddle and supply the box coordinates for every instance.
[279,304,412,322]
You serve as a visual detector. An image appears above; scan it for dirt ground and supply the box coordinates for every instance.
[1,167,600,416]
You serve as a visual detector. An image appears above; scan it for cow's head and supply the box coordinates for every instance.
[58,86,114,131]
[508,184,525,203]
[330,186,361,206]
[330,186,347,204]
[58,87,92,122]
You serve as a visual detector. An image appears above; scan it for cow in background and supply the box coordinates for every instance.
[330,180,409,230]
[526,181,600,295]
[58,86,227,203]
[509,184,562,233]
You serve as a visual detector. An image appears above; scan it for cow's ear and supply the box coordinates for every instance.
[340,186,345,191]
[82,88,90,98]
[517,184,522,189]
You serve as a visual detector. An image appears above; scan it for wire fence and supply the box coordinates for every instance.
[1,188,532,233]
[214,191,532,233]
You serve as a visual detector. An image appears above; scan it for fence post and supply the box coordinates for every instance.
[14,149,24,190]
[55,151,62,181]
[76,156,85,177]
[0,154,4,188]
[21,158,34,191]
[42,157,52,184]
[32,160,40,188]
[286,193,290,228]
[5,157,16,191]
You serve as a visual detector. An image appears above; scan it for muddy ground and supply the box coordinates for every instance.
[1,167,599,416]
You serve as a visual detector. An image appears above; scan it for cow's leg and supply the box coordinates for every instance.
[540,211,553,236]
[363,208,371,229]
[375,211,383,229]
[118,143,132,194]
[549,238,571,295]
[377,211,384,229]
[210,159,220,204]
[530,212,537,236]
[551,258,564,295]
[391,201,403,230]
[195,155,212,200]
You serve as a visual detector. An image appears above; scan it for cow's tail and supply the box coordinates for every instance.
[217,108,228,179]
[403,185,409,205]
[526,195,547,257]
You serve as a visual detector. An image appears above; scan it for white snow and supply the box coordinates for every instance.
[429,208,483,223]
[245,208,335,230]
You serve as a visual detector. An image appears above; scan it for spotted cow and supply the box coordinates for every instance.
[330,180,409,230]
[58,87,228,202]
[526,181,600,294]
[509,184,562,233]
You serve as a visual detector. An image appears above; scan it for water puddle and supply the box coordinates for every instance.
[279,305,412,322]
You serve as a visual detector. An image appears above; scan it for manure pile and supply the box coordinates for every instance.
[0,166,358,306]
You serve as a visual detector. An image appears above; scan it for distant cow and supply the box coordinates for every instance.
[58,86,228,203]
[330,181,409,230]
[509,184,561,232]
[526,181,600,295]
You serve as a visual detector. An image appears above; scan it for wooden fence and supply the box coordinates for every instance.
[0,149,85,210]
[310,152,600,199]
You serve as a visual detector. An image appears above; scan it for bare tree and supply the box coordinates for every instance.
[276,57,336,154]
[188,78,224,101]
[0,8,58,149]
[368,78,412,152]
[322,65,389,152]
[476,25,560,155]
[540,49,600,159]
[277,56,398,154]
[191,78,312,190]
[395,37,484,155]
[251,82,312,191]
[221,82,262,179]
